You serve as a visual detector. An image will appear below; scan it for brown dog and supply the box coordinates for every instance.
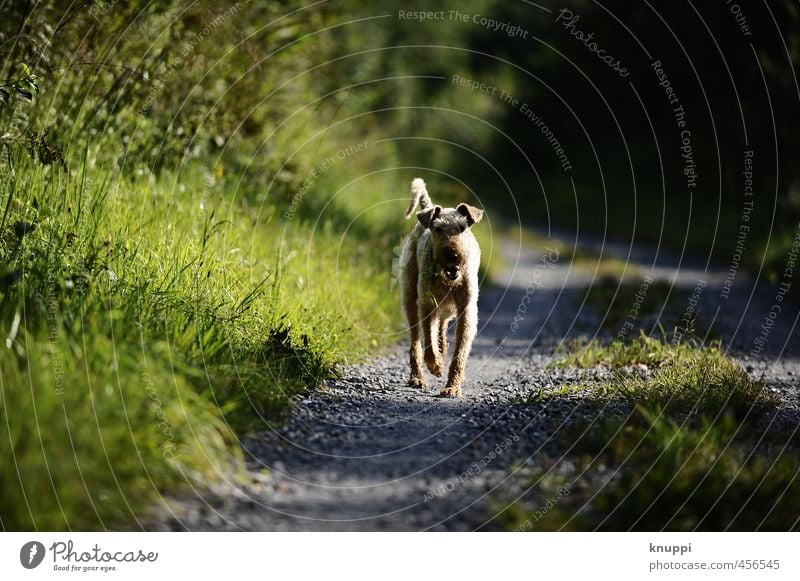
[399,178,483,397]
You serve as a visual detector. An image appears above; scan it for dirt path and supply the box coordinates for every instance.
[156,233,800,531]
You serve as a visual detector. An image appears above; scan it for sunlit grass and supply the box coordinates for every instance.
[550,334,778,417]
[554,332,711,368]
[0,148,406,529]
[500,335,795,531]
[501,409,800,531]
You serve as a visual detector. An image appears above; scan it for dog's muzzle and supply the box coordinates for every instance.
[442,265,461,282]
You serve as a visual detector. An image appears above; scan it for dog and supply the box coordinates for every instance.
[399,178,483,398]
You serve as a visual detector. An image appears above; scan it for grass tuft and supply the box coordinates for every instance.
[502,408,800,531]
[551,334,778,417]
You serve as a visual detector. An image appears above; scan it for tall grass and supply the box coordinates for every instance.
[0,141,407,528]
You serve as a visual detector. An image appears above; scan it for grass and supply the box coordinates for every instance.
[0,134,504,531]
[500,335,798,531]
[555,332,712,368]
[0,146,405,528]
[0,66,506,529]
[0,332,242,530]
[500,408,800,531]
[551,334,778,417]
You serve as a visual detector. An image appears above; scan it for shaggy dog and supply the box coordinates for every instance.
[399,178,483,397]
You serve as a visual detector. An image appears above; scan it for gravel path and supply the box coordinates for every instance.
[156,232,800,531]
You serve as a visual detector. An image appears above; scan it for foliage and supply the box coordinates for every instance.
[0,1,413,529]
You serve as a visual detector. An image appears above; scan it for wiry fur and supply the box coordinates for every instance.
[399,178,483,397]
[405,177,432,218]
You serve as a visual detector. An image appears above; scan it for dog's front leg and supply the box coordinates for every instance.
[438,316,450,363]
[419,298,444,377]
[407,312,427,388]
[441,298,477,398]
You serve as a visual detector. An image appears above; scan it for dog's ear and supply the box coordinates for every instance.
[457,203,484,226]
[417,205,442,228]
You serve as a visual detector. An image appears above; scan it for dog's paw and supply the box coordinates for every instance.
[408,376,427,389]
[439,385,462,398]
[424,353,444,377]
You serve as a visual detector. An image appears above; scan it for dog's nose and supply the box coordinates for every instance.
[446,251,459,262]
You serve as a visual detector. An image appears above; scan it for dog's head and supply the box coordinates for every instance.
[417,203,483,282]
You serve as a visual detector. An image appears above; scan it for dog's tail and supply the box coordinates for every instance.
[404,178,432,219]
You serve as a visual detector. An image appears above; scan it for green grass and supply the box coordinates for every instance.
[551,334,777,417]
[500,335,797,531]
[0,131,506,530]
[0,332,243,530]
[500,408,800,531]
[0,147,410,529]
[554,332,710,368]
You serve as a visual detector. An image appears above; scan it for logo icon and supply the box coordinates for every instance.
[20,541,45,569]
